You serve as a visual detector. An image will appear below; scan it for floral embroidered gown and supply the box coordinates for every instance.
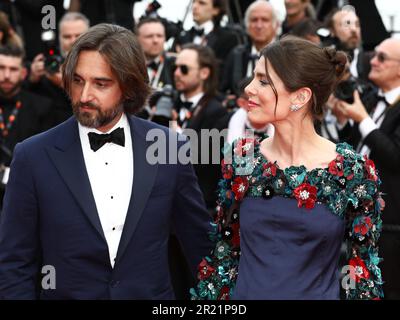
[190,137,384,300]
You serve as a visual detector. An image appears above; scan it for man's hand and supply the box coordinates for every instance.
[29,53,45,83]
[327,94,347,125]
[337,90,369,123]
[45,71,62,88]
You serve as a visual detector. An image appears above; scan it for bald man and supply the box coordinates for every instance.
[337,38,400,299]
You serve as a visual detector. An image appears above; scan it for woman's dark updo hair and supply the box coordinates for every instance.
[261,35,347,119]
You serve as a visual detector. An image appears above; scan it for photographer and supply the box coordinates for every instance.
[336,38,400,299]
[136,17,175,90]
[0,45,53,207]
[175,0,239,69]
[25,12,89,126]
[135,17,177,125]
[324,6,372,81]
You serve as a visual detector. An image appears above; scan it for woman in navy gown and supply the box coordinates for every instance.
[191,36,384,300]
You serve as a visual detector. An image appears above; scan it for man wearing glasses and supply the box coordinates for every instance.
[336,37,400,299]
[326,6,371,81]
[173,44,229,212]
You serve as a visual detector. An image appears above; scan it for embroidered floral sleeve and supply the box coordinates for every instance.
[339,148,384,299]
[190,138,256,300]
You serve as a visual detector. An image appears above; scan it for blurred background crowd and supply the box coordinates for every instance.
[0,0,399,300]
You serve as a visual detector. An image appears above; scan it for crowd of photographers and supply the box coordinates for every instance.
[0,0,399,299]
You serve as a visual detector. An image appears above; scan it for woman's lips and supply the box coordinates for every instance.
[247,100,260,109]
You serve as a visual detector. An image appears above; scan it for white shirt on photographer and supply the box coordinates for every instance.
[358,86,400,156]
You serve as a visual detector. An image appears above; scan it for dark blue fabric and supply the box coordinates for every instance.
[232,196,345,300]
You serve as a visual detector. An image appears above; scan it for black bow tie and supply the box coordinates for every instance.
[147,61,159,72]
[376,94,389,106]
[175,99,193,111]
[192,27,204,37]
[88,127,125,152]
[248,53,259,61]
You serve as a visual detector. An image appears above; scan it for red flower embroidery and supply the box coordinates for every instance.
[198,258,215,280]
[221,159,233,180]
[349,257,370,283]
[232,177,249,201]
[354,217,373,236]
[293,183,318,209]
[262,162,277,177]
[218,286,230,300]
[365,158,378,181]
[328,155,344,177]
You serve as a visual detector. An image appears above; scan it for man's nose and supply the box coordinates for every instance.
[80,83,93,103]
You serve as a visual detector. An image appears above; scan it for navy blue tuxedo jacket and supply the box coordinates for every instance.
[0,115,213,299]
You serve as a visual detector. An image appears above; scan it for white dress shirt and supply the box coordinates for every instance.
[79,113,134,267]
[193,20,214,45]
[349,48,359,78]
[227,108,274,143]
[246,46,261,78]
[359,86,400,156]
[178,92,204,129]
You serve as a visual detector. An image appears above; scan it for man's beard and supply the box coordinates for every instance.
[72,100,124,129]
[0,81,21,98]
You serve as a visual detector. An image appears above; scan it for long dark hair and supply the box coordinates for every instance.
[181,43,218,99]
[261,36,347,119]
[62,23,151,114]
[212,0,228,27]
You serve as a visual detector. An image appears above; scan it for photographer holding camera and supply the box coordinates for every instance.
[135,17,177,126]
[335,37,400,299]
[26,12,89,126]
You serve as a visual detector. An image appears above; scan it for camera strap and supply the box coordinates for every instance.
[0,99,22,137]
[148,56,165,89]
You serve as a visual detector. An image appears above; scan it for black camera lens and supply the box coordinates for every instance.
[334,78,358,104]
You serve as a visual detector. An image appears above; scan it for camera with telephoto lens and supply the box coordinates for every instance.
[41,30,64,74]
[148,84,178,126]
[334,76,367,104]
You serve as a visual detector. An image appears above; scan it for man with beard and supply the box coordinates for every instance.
[0,45,52,206]
[326,7,371,81]
[0,24,213,299]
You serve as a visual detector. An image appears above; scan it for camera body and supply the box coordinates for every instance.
[149,84,179,126]
[334,76,370,104]
[141,0,182,41]
[41,30,64,74]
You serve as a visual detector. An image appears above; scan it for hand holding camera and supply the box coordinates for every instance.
[29,53,46,83]
[336,90,369,123]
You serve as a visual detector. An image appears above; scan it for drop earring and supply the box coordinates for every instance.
[290,104,301,112]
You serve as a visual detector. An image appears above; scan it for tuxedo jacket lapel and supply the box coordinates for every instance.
[115,116,159,265]
[46,118,106,242]
[379,100,400,132]
[46,116,159,265]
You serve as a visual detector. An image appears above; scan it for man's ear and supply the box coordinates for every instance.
[199,67,210,81]
[20,67,28,81]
